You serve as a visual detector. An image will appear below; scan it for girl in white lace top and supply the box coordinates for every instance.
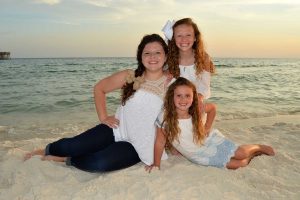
[25,34,169,172]
[146,78,275,171]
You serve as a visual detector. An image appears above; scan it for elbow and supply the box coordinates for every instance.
[94,81,103,96]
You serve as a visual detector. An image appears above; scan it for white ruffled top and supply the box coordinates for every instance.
[113,75,168,165]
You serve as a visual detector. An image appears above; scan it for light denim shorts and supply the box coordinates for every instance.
[189,129,238,168]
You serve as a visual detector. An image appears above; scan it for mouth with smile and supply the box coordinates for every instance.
[148,61,159,64]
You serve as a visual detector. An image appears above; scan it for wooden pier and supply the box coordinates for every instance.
[0,52,10,59]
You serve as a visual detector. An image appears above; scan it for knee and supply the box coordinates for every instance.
[240,159,249,167]
[70,158,113,172]
[96,161,116,172]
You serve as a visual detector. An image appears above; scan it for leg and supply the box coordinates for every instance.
[233,144,275,160]
[24,149,46,161]
[47,124,114,157]
[226,158,251,169]
[24,124,114,161]
[226,144,275,169]
[42,155,67,162]
[69,141,141,172]
[24,149,67,162]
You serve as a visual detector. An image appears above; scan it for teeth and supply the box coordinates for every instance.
[180,43,189,46]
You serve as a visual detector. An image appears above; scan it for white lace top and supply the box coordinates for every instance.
[113,75,168,165]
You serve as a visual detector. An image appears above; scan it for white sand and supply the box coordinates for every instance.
[0,115,299,200]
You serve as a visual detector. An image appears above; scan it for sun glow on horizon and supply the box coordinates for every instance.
[0,0,299,58]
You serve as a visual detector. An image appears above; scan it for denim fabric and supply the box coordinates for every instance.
[46,124,140,172]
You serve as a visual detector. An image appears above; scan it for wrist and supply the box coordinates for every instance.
[153,163,160,168]
[100,115,107,122]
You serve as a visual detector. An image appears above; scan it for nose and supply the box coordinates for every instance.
[181,36,188,41]
[149,52,158,58]
[179,96,185,101]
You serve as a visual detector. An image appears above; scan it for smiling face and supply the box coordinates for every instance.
[141,41,166,73]
[173,85,194,115]
[174,24,195,53]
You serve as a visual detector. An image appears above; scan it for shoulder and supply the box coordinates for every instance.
[95,69,132,91]
[155,110,165,128]
[108,69,133,81]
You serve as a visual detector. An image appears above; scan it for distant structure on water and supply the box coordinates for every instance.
[0,52,11,60]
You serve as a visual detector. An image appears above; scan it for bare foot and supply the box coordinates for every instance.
[24,149,45,161]
[41,155,67,162]
[259,145,275,156]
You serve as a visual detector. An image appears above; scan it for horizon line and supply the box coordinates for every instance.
[3,56,300,60]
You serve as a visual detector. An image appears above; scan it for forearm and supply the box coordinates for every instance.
[198,94,204,102]
[93,70,128,122]
[94,85,108,122]
[153,142,165,167]
[153,128,166,167]
[204,103,216,134]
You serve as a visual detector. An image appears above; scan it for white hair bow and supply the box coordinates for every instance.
[161,20,175,41]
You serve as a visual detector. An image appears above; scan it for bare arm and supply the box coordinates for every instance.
[197,94,216,136]
[204,103,216,136]
[145,127,166,173]
[94,69,130,126]
[197,94,205,113]
[153,127,167,167]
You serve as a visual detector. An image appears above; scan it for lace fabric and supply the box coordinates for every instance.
[139,75,167,99]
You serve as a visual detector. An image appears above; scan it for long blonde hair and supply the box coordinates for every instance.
[167,18,215,78]
[162,77,206,145]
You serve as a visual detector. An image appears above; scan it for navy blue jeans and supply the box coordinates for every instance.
[45,124,140,172]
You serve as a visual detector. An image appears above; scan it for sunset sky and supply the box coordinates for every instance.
[0,0,299,58]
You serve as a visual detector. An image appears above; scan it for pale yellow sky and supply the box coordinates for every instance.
[1,0,299,58]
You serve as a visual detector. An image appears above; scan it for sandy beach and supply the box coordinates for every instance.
[0,114,299,200]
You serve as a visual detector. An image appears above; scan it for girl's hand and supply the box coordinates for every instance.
[145,164,160,173]
[198,99,205,113]
[204,125,211,137]
[101,116,119,128]
[164,70,173,84]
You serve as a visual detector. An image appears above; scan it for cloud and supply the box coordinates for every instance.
[85,0,112,7]
[33,0,61,5]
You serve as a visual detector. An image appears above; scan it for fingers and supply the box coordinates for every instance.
[144,165,160,173]
[198,101,205,113]
[23,153,32,161]
[144,165,153,173]
[102,116,120,128]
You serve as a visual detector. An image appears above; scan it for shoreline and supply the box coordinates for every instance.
[0,114,299,199]
[215,114,300,129]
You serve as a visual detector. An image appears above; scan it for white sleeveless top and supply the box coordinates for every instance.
[113,75,168,165]
[179,64,211,99]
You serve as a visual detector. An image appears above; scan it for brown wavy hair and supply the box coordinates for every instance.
[121,34,168,105]
[167,18,215,78]
[162,77,205,145]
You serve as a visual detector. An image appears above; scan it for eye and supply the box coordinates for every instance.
[143,52,150,56]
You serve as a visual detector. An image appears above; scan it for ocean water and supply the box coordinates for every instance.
[0,57,299,139]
